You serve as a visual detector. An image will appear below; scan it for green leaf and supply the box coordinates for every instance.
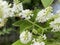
[12,40,60,45]
[41,0,54,8]
[47,42,60,45]
[23,0,31,3]
[13,19,32,33]
[12,40,20,45]
[12,40,31,45]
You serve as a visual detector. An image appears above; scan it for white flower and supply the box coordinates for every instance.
[8,8,15,17]
[31,42,40,45]
[0,0,9,18]
[40,42,45,45]
[0,0,10,27]
[11,2,23,16]
[19,9,33,19]
[31,41,45,45]
[32,38,36,42]
[42,34,47,40]
[36,6,53,23]
[50,17,60,32]
[31,37,45,45]
[20,31,32,44]
[0,0,14,18]
[12,3,23,12]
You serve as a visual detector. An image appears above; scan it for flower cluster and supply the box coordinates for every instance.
[20,31,32,44]
[31,34,46,45]
[20,30,47,45]
[50,10,60,32]
[1,0,60,45]
[0,0,10,27]
[31,41,45,45]
[19,6,60,45]
[50,17,60,32]
[11,2,23,17]
[36,6,53,23]
[12,0,33,19]
[19,9,33,20]
[0,0,33,27]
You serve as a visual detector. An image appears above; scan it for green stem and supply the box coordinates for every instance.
[32,22,35,29]
[42,29,44,35]
[24,25,32,30]
[27,19,44,31]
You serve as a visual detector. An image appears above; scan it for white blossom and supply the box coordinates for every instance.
[31,36,46,45]
[36,6,53,23]
[0,0,10,18]
[40,42,45,45]
[42,34,47,40]
[20,31,32,44]
[12,3,23,12]
[31,41,45,45]
[50,17,60,32]
[19,9,33,19]
[11,2,23,16]
[31,42,40,45]
[0,0,10,27]
[8,8,15,17]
